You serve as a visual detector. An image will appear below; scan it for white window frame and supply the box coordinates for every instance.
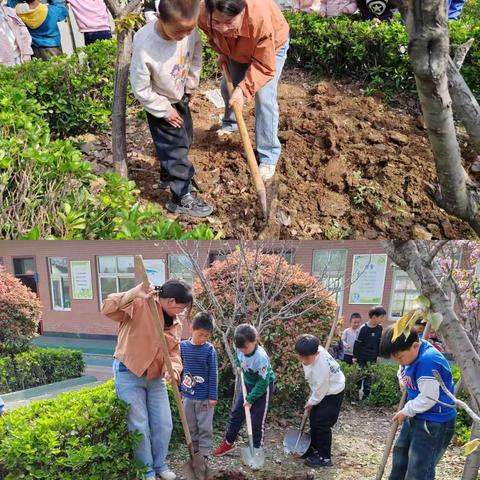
[389,267,420,321]
[312,249,347,313]
[168,254,194,285]
[97,255,136,305]
[48,257,71,311]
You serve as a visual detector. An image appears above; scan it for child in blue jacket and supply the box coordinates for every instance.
[380,327,456,480]
[8,0,68,59]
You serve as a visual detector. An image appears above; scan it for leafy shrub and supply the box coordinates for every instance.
[340,361,402,407]
[451,365,472,444]
[0,268,43,356]
[0,348,85,394]
[0,85,220,240]
[193,252,338,405]
[0,379,187,479]
[285,12,480,99]
[0,40,116,136]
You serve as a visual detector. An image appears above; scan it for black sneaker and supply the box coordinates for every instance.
[301,447,317,459]
[305,455,333,468]
[166,193,214,217]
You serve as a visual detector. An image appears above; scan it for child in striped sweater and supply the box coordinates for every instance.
[180,312,218,458]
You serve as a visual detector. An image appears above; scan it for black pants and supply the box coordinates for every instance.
[225,382,275,448]
[310,391,344,460]
[343,354,354,365]
[146,96,195,199]
[359,360,376,398]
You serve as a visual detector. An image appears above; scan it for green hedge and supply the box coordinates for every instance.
[0,82,219,240]
[0,348,85,394]
[285,12,480,100]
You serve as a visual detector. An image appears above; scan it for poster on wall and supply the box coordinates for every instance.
[70,261,93,299]
[144,259,166,286]
[349,254,388,304]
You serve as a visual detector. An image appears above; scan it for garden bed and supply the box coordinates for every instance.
[83,73,476,239]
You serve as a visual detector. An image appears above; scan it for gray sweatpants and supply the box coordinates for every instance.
[183,398,215,456]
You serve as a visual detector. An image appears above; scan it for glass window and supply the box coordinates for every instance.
[98,256,136,302]
[312,249,347,311]
[389,268,419,320]
[13,257,36,275]
[48,257,71,310]
[169,255,194,285]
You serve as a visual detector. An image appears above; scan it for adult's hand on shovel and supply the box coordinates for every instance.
[229,87,245,111]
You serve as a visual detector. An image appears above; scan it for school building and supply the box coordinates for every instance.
[0,240,473,339]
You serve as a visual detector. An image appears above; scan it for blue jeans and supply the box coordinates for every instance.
[220,38,290,166]
[113,359,173,478]
[389,417,456,480]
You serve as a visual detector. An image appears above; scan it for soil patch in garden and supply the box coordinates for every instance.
[81,70,475,239]
[167,403,464,480]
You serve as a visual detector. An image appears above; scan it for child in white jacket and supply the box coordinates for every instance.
[295,334,345,469]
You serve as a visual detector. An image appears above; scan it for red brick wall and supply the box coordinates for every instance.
[0,241,397,337]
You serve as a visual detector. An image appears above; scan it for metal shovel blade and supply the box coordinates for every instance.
[182,454,211,480]
[283,427,311,456]
[241,446,265,470]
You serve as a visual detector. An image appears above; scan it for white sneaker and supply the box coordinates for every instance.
[157,471,176,480]
[216,124,238,137]
[259,164,276,181]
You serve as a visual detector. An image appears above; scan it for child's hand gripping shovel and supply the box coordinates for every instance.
[239,369,265,470]
[134,255,211,480]
[222,64,268,220]
[283,409,311,457]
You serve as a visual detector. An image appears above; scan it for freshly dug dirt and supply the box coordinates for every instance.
[83,72,476,239]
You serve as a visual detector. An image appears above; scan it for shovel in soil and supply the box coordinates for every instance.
[283,410,311,457]
[135,255,211,480]
[222,65,268,220]
[239,370,265,470]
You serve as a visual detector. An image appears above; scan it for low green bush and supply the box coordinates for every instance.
[0,379,187,479]
[0,85,220,240]
[452,365,472,444]
[0,380,144,479]
[0,347,85,394]
[285,12,480,100]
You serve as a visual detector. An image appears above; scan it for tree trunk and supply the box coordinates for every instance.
[383,241,480,479]
[447,57,480,155]
[462,421,480,480]
[403,1,480,234]
[111,28,132,178]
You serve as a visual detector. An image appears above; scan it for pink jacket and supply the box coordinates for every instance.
[296,0,358,16]
[0,6,32,66]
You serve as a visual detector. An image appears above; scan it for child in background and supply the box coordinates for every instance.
[341,312,362,364]
[379,328,456,480]
[353,305,385,398]
[357,0,396,21]
[0,4,32,66]
[213,324,276,457]
[180,312,218,459]
[10,0,68,60]
[0,396,5,416]
[144,0,161,22]
[295,334,345,468]
[130,0,213,217]
[66,0,112,45]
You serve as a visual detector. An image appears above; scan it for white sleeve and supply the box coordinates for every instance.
[341,329,349,349]
[307,356,330,406]
[186,30,202,93]
[144,11,157,22]
[401,377,440,417]
[130,42,173,118]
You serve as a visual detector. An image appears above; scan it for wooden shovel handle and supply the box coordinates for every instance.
[134,255,196,460]
[240,370,255,447]
[222,64,268,219]
[325,306,340,352]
